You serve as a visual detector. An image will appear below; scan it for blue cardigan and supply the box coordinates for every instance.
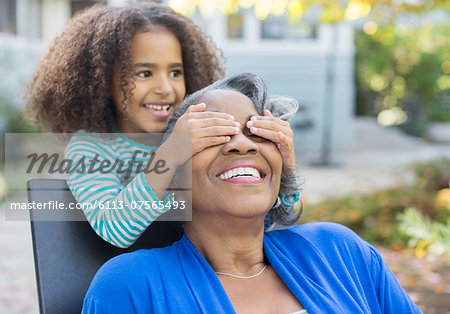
[83,222,421,313]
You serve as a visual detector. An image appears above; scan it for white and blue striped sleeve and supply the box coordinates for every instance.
[65,135,168,248]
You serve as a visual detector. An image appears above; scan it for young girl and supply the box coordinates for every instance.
[25,3,241,248]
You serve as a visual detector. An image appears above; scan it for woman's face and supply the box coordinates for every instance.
[186,90,282,222]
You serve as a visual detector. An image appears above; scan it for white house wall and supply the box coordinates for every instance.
[197,13,355,159]
[42,0,70,43]
[9,2,355,158]
[16,0,41,38]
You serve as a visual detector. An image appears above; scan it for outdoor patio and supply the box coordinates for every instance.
[0,117,449,313]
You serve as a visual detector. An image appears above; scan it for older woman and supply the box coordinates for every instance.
[82,73,421,313]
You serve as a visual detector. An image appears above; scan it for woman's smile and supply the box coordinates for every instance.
[216,160,266,184]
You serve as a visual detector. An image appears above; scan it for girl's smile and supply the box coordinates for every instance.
[142,101,173,119]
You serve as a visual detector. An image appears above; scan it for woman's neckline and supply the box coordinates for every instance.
[179,232,306,314]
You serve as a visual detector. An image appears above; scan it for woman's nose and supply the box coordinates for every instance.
[222,132,259,155]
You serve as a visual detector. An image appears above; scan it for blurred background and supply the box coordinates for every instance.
[0,0,449,313]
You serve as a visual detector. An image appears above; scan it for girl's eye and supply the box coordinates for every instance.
[137,71,151,78]
[169,69,183,78]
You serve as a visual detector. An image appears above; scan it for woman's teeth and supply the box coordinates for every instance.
[218,167,261,180]
[145,104,170,111]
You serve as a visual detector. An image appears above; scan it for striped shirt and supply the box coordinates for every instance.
[65,131,169,248]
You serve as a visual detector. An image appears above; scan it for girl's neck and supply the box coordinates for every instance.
[117,130,163,147]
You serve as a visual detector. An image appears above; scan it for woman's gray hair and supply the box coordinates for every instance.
[165,72,302,226]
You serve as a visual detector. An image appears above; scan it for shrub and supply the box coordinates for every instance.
[397,207,449,262]
[303,158,450,250]
[409,157,450,191]
[355,23,450,136]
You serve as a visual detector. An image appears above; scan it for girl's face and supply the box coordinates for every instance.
[112,28,186,133]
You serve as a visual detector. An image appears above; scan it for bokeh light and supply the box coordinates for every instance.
[377,107,408,126]
[442,61,450,74]
[287,0,304,22]
[254,0,273,20]
[363,21,378,35]
[219,0,240,15]
[383,95,398,108]
[436,75,450,91]
[370,74,388,92]
[345,0,372,21]
[198,0,216,18]
[391,76,406,98]
[168,0,197,15]
[271,0,289,16]
[239,0,255,8]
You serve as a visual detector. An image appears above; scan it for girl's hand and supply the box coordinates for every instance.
[246,110,296,172]
[168,103,240,165]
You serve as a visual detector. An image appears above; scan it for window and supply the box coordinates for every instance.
[225,9,317,42]
[227,13,244,39]
[261,15,316,40]
[71,0,105,17]
[0,0,17,34]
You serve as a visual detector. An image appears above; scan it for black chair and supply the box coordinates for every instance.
[27,178,183,314]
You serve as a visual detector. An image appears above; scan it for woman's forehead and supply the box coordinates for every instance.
[196,89,258,117]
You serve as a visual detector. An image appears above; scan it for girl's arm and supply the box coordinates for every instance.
[65,134,166,248]
[66,105,238,248]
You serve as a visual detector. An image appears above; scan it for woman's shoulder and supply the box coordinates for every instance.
[287,222,360,240]
[91,250,157,282]
[269,222,371,257]
[85,245,177,299]
[266,223,379,286]
[95,244,177,277]
[91,241,180,278]
[83,249,160,313]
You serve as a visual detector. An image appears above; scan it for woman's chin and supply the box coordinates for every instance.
[226,204,272,221]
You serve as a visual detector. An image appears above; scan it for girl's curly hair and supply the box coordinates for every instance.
[24,2,224,133]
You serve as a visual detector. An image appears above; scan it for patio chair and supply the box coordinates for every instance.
[27,178,183,314]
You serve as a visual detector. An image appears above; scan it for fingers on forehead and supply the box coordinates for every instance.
[190,111,235,120]
[251,115,289,125]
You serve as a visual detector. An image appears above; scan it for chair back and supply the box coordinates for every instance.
[27,178,183,314]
